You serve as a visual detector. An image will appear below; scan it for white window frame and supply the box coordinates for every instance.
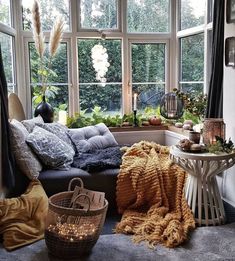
[77,0,122,33]
[23,36,72,115]
[10,0,201,117]
[128,39,170,111]
[177,0,213,94]
[0,0,17,94]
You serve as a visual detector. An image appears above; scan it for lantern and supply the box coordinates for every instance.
[160,92,184,120]
[202,118,225,145]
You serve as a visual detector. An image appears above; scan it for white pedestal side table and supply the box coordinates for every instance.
[170,146,235,226]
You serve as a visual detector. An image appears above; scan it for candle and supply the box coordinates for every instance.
[133,93,137,111]
[58,110,67,125]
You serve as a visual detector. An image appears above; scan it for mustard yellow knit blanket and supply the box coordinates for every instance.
[115,141,195,248]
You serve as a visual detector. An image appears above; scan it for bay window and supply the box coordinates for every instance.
[0,0,213,117]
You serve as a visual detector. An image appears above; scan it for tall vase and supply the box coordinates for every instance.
[34,95,54,123]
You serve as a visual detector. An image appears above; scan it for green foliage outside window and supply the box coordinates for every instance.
[0,0,207,121]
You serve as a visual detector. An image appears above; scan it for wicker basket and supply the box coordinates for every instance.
[45,178,108,259]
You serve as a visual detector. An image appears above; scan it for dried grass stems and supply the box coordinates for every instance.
[49,18,64,57]
[31,0,64,96]
[31,0,45,58]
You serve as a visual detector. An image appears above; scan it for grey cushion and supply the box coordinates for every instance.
[9,119,42,179]
[21,115,44,133]
[36,122,73,149]
[26,126,75,170]
[68,123,118,153]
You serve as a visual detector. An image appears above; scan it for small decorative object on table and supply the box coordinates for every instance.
[207,136,234,154]
[177,138,206,153]
[203,118,225,145]
[189,131,201,144]
[45,178,108,259]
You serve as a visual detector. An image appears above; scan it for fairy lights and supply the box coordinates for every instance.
[47,222,96,242]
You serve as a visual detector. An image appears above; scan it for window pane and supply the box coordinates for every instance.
[180,34,204,93]
[80,0,117,30]
[80,84,122,113]
[78,39,122,113]
[28,42,69,111]
[128,0,169,33]
[0,32,15,93]
[180,83,204,96]
[0,0,11,26]
[180,0,206,30]
[131,43,166,110]
[22,0,70,31]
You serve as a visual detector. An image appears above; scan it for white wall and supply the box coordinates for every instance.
[112,130,185,146]
[222,0,235,207]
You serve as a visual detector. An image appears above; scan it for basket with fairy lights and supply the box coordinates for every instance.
[45,178,108,259]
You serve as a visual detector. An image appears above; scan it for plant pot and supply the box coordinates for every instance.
[34,95,54,123]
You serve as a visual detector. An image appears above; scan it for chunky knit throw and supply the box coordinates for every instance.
[115,141,195,248]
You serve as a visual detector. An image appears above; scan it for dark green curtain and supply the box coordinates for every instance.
[206,0,224,118]
[0,45,15,189]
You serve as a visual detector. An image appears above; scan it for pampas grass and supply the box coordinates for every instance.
[49,18,64,57]
[31,0,45,58]
[31,0,64,97]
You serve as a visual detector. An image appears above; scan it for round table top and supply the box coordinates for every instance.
[170,145,235,161]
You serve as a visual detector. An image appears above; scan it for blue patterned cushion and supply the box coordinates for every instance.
[26,126,75,170]
[36,122,74,149]
[67,123,118,153]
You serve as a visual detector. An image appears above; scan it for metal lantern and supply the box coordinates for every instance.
[202,118,225,145]
[160,92,184,119]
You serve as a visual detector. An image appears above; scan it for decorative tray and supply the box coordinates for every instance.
[176,145,208,153]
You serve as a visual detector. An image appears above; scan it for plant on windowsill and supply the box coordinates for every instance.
[66,106,166,129]
[31,0,64,122]
[173,88,208,125]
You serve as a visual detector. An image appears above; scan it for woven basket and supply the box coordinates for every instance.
[45,178,108,259]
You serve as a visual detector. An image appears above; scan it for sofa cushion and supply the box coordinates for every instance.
[36,122,73,149]
[21,115,44,133]
[26,126,75,170]
[68,123,118,153]
[9,119,42,179]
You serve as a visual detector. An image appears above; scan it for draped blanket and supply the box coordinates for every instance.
[115,141,195,248]
[72,146,123,172]
[0,180,48,251]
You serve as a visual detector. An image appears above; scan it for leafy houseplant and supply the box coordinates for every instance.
[31,0,64,122]
[173,88,207,124]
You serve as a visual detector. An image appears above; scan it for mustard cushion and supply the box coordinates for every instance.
[0,180,48,251]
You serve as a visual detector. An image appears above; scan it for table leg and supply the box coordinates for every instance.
[185,174,225,225]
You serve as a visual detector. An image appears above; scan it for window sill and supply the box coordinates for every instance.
[109,124,168,132]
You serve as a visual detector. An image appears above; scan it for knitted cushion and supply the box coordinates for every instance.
[9,119,42,179]
[26,126,75,170]
[68,123,118,153]
[36,122,74,149]
[21,115,44,133]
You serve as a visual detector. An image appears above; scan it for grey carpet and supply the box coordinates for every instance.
[1,222,235,261]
